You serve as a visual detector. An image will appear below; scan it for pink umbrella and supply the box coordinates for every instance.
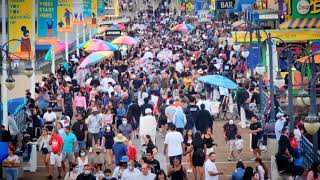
[85,41,118,53]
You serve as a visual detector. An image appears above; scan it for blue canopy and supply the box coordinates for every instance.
[197,75,238,89]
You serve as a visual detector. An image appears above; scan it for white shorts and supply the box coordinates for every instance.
[50,152,62,167]
[206,146,214,155]
[227,140,236,151]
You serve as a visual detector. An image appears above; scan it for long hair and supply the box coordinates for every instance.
[255,158,268,179]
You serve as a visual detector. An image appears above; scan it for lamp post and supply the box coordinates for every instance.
[277,45,309,133]
[1,39,33,128]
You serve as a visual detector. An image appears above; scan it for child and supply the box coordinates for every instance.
[235,134,244,160]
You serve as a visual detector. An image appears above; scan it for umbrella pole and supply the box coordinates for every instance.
[83,23,86,42]
[76,25,80,57]
[51,44,55,73]
[65,32,69,61]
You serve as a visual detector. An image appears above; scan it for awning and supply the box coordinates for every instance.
[231,20,246,28]
[279,18,320,30]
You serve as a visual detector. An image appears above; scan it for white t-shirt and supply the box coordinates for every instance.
[5,155,20,164]
[164,131,183,157]
[136,173,156,180]
[235,139,244,150]
[205,160,219,180]
[101,77,116,87]
[121,168,141,180]
[43,112,57,123]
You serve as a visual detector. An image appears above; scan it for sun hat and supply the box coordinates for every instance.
[114,133,127,143]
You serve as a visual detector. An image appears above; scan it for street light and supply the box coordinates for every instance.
[274,71,285,88]
[1,39,33,90]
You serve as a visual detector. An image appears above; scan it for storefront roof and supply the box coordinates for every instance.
[279,18,320,30]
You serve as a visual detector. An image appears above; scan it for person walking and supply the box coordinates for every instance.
[222,119,238,161]
[184,132,206,180]
[249,115,263,159]
[139,108,157,145]
[195,104,212,133]
[37,128,51,176]
[173,106,187,134]
[61,126,77,172]
[48,128,64,179]
[204,152,223,180]
[164,124,184,165]
[72,114,88,157]
[87,107,102,149]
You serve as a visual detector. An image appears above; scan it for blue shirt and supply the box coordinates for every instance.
[62,132,77,153]
[112,142,127,165]
[232,168,245,180]
[174,111,186,129]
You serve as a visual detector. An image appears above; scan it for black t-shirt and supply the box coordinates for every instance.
[186,104,199,128]
[249,122,262,138]
[132,79,143,90]
[62,92,73,108]
[278,135,292,155]
[141,142,155,156]
[142,157,160,174]
[223,123,238,140]
[72,121,88,141]
[76,174,96,180]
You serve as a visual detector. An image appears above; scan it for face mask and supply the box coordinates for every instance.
[128,165,133,171]
[122,121,127,125]
[106,127,111,131]
[84,170,91,175]
[80,152,86,157]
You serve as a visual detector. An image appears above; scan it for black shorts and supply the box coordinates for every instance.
[251,135,259,149]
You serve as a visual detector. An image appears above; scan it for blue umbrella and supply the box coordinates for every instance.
[197,75,238,89]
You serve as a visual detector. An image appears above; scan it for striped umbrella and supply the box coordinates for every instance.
[112,36,139,45]
[45,42,72,61]
[79,51,113,68]
[171,23,195,32]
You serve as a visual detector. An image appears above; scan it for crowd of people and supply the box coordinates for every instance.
[1,0,320,179]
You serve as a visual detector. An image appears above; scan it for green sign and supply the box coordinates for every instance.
[292,0,320,18]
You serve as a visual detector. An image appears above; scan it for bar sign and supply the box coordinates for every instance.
[216,0,234,9]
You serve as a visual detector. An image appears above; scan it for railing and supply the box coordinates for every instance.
[301,135,320,169]
[0,97,27,132]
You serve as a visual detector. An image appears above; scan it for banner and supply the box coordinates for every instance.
[90,0,98,26]
[97,0,105,17]
[83,0,92,20]
[57,0,73,32]
[194,0,210,13]
[292,0,320,18]
[8,0,34,60]
[73,0,84,25]
[232,29,320,42]
[37,0,58,44]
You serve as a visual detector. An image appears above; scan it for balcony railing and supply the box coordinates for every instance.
[301,135,320,169]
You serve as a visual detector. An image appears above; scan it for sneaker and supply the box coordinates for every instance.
[47,175,52,180]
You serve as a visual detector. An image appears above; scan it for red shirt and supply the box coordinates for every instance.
[127,145,137,161]
[50,134,63,154]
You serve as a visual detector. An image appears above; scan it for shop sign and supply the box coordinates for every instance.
[258,14,279,20]
[197,10,210,22]
[105,30,121,36]
[216,0,235,9]
[293,0,320,18]
[232,29,320,42]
